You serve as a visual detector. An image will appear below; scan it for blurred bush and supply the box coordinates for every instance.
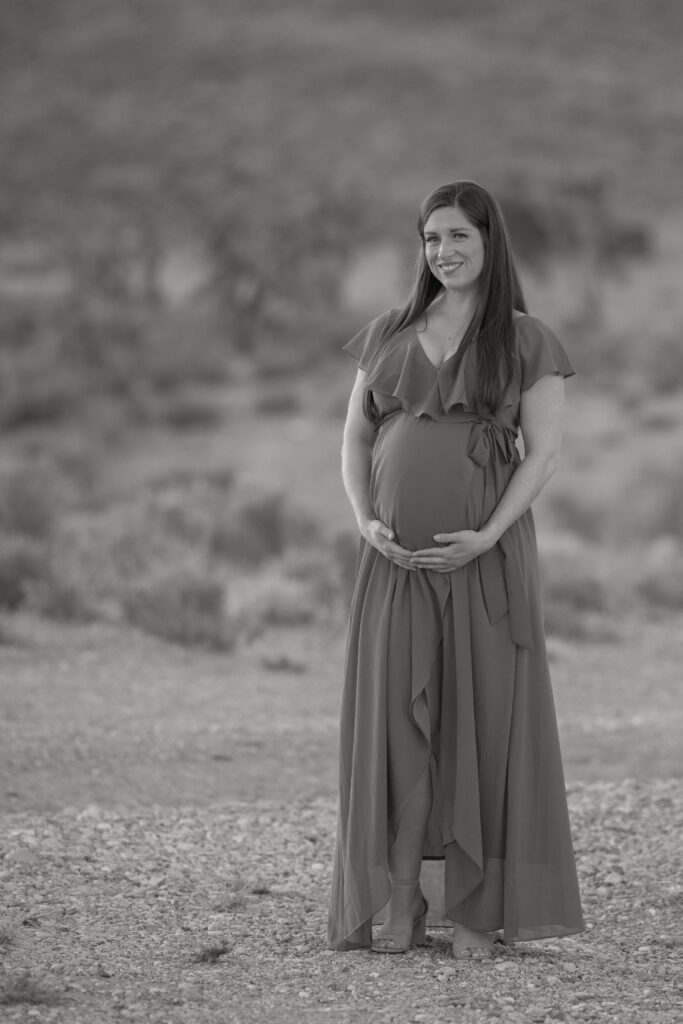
[23,570,97,623]
[122,571,234,650]
[254,390,303,417]
[0,465,60,539]
[0,534,50,610]
[634,537,683,610]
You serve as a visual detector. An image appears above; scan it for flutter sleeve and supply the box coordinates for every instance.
[341,310,395,372]
[517,316,577,391]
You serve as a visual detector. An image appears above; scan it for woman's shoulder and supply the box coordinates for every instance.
[513,311,551,328]
[367,307,404,334]
[342,307,405,372]
[341,308,403,370]
[511,313,576,390]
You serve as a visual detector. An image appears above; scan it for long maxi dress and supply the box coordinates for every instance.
[327,310,585,951]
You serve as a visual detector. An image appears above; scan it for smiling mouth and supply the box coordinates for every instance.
[439,262,463,272]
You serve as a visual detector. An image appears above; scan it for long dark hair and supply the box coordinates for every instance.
[366,180,528,414]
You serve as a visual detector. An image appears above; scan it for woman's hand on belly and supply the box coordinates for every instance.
[407,529,492,573]
[360,518,417,571]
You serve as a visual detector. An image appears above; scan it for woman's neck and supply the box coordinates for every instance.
[431,287,479,328]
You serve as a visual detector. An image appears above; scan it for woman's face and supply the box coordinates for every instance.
[422,204,485,293]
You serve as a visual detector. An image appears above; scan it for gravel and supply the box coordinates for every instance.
[1,779,682,1024]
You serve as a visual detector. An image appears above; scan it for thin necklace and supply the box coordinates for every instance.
[421,311,468,352]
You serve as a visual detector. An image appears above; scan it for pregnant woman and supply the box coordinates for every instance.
[327,180,585,957]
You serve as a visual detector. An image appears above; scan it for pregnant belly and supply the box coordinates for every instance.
[370,413,486,552]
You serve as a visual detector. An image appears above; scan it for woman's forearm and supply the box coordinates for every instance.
[479,451,559,546]
[341,435,375,529]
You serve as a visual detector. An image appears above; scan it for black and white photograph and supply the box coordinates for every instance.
[1,1,682,1021]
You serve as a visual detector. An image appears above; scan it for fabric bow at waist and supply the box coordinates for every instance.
[466,417,518,468]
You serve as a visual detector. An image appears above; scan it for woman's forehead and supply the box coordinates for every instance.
[423,205,475,232]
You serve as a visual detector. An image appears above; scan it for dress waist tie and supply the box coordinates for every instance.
[467,418,535,652]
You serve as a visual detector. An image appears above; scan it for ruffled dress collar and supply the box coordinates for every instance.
[363,325,512,420]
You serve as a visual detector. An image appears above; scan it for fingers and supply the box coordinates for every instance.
[364,526,416,570]
[382,540,417,570]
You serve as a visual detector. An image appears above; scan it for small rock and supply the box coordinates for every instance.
[180,984,203,1002]
[6,848,39,866]
[311,862,324,872]
[604,872,624,885]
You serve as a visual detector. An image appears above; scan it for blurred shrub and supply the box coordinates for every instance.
[282,547,340,606]
[537,535,612,641]
[210,492,290,565]
[254,391,302,417]
[634,335,683,396]
[634,396,681,433]
[140,313,231,392]
[161,392,225,429]
[0,464,61,539]
[23,572,97,622]
[230,574,317,635]
[254,348,312,379]
[49,502,202,612]
[634,537,683,609]
[0,535,50,609]
[541,600,619,644]
[0,363,76,430]
[45,435,103,494]
[257,579,317,627]
[122,570,234,650]
[546,491,605,543]
[538,539,609,613]
[612,464,683,542]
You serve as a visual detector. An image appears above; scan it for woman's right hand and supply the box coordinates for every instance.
[359,518,416,570]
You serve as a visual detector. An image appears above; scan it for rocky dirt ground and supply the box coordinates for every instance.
[1,610,682,1023]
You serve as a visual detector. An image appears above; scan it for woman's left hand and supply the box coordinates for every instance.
[408,530,493,572]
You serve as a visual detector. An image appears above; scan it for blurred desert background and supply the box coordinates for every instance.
[0,2,682,1020]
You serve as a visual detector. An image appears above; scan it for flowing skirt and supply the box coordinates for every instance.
[326,413,585,949]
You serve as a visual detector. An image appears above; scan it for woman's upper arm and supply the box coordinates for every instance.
[343,369,376,448]
[518,374,565,463]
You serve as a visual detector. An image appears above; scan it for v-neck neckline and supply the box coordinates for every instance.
[410,325,462,373]
[410,314,530,372]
